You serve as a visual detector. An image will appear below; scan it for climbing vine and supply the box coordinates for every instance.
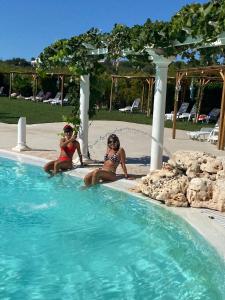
[38,0,225,75]
[37,0,225,125]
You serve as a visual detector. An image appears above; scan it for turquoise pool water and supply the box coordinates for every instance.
[0,156,225,300]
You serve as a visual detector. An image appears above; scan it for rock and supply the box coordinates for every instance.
[138,172,188,205]
[200,157,222,174]
[165,193,188,207]
[216,170,225,180]
[186,161,201,178]
[187,177,208,192]
[212,179,225,212]
[186,178,213,208]
[168,151,214,171]
[137,150,225,212]
[187,180,225,212]
[199,171,210,179]
[217,156,225,170]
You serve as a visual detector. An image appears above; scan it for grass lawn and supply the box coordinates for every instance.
[0,97,213,131]
[0,97,74,124]
[92,109,213,131]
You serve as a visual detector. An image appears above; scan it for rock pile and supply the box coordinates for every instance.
[137,151,225,212]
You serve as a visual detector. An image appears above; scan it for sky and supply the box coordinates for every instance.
[0,0,208,61]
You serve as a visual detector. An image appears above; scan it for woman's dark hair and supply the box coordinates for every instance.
[63,124,73,133]
[107,134,120,150]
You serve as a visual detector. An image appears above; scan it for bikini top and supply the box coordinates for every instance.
[61,143,77,156]
[104,151,120,167]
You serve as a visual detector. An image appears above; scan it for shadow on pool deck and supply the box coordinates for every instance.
[126,155,169,165]
[28,148,56,152]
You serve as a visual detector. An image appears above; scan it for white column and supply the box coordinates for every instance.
[12,117,30,151]
[79,74,90,161]
[145,49,173,170]
[150,61,170,170]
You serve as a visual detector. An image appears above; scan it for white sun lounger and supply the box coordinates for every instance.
[207,127,219,144]
[51,94,69,105]
[43,92,61,103]
[165,102,189,121]
[119,98,140,112]
[187,127,214,141]
[179,104,196,121]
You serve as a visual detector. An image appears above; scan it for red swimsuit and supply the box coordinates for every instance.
[59,143,77,161]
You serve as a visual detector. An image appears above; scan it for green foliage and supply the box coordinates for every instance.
[107,24,131,59]
[0,73,9,90]
[62,78,80,128]
[38,28,105,75]
[0,59,32,73]
[169,1,225,62]
[38,75,58,95]
[38,0,225,78]
[62,113,80,132]
[5,0,222,128]
[0,58,33,95]
[3,58,31,67]
[12,74,32,96]
[200,84,222,114]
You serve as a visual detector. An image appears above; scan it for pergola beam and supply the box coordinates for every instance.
[4,71,73,104]
[172,72,185,139]
[89,35,225,168]
[172,66,225,150]
[173,32,225,48]
[219,73,225,150]
[109,74,158,113]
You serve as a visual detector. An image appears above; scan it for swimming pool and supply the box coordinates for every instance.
[0,156,225,300]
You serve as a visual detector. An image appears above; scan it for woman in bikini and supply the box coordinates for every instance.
[84,134,128,186]
[44,124,83,175]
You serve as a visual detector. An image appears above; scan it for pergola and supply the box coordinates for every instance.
[172,66,225,150]
[77,35,225,169]
[109,75,155,115]
[3,71,73,105]
[79,48,174,169]
[34,25,225,170]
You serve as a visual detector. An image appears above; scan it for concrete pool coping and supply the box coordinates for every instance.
[1,148,225,261]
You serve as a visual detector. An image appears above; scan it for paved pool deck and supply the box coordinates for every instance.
[1,121,225,260]
[1,120,224,176]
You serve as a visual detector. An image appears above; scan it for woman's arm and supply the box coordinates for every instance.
[76,141,83,165]
[120,148,128,178]
[60,135,75,148]
[60,137,66,147]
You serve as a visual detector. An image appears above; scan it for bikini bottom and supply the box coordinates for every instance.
[58,156,71,162]
[101,167,116,175]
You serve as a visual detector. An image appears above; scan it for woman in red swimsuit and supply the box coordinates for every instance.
[84,134,128,186]
[44,124,83,175]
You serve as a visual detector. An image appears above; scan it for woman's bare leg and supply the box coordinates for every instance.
[91,169,116,185]
[84,170,95,186]
[44,161,55,174]
[53,160,73,174]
